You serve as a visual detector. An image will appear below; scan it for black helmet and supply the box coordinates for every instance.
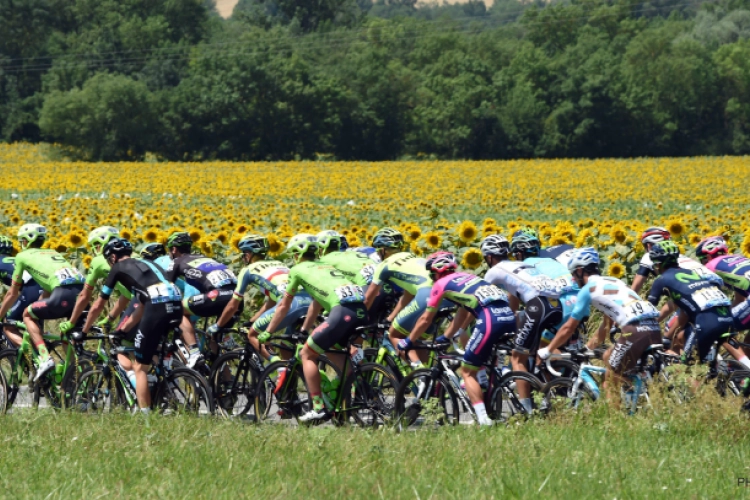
[238,234,269,255]
[138,242,166,261]
[103,238,133,260]
[648,241,679,266]
[166,231,193,250]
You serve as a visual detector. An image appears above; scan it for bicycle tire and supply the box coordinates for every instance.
[341,362,398,427]
[210,350,261,418]
[364,347,405,383]
[0,367,7,414]
[254,360,302,424]
[72,367,123,413]
[724,370,750,398]
[0,348,35,409]
[394,368,460,430]
[153,367,214,416]
[487,370,544,422]
[541,377,598,416]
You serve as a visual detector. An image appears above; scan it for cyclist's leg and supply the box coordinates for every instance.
[603,321,660,406]
[116,297,141,372]
[186,288,234,355]
[252,293,313,361]
[25,285,81,360]
[4,284,41,346]
[392,287,431,365]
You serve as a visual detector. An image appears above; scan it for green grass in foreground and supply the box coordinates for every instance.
[1,390,748,499]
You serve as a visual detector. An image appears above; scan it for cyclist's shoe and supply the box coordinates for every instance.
[186,351,204,369]
[299,408,329,422]
[34,357,55,381]
[477,416,494,427]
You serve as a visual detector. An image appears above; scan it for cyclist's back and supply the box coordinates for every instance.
[320,250,375,287]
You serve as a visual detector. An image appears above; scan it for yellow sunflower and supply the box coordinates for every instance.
[82,254,93,268]
[268,234,284,257]
[143,227,159,243]
[216,231,229,245]
[68,232,85,248]
[55,241,68,253]
[688,233,702,245]
[666,219,686,239]
[236,224,249,235]
[608,261,625,278]
[119,228,133,241]
[457,221,478,244]
[422,231,442,249]
[230,234,242,252]
[461,248,483,269]
[609,225,627,244]
[406,225,422,242]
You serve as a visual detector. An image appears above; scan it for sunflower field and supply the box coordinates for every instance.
[2,143,750,279]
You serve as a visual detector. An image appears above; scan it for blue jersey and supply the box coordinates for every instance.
[0,255,40,288]
[154,255,197,298]
[526,256,579,327]
[647,266,730,323]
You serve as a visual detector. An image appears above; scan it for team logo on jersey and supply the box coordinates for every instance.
[208,290,219,300]
[184,268,202,279]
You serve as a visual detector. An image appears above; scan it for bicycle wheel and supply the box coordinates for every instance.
[394,368,460,430]
[210,350,261,419]
[0,348,35,409]
[341,362,398,427]
[153,367,214,416]
[72,368,120,413]
[0,367,7,415]
[254,360,304,424]
[724,370,750,398]
[488,370,544,422]
[364,347,405,383]
[541,377,598,416]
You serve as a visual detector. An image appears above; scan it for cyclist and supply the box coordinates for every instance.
[82,238,183,413]
[208,234,312,365]
[60,227,133,337]
[399,251,515,426]
[263,234,367,422]
[538,248,661,404]
[363,228,438,368]
[0,224,85,379]
[645,241,734,363]
[480,232,577,413]
[165,231,238,367]
[696,236,750,365]
[631,227,706,293]
[540,243,576,267]
[317,230,376,287]
[0,235,43,346]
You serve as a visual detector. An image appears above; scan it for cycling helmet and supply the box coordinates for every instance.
[510,233,540,258]
[238,234,269,255]
[425,251,458,279]
[512,227,539,240]
[103,238,133,260]
[0,236,13,255]
[695,236,728,263]
[567,247,600,273]
[287,234,318,262]
[316,230,346,253]
[372,228,404,249]
[648,240,680,266]
[17,224,47,246]
[480,235,510,258]
[641,226,670,246]
[166,231,193,249]
[87,226,120,256]
[137,242,166,261]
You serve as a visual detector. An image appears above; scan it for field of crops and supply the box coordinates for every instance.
[1,144,750,278]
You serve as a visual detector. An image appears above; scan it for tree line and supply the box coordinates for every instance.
[2,0,750,161]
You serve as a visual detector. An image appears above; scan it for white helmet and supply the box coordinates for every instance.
[17,224,47,245]
[567,247,600,273]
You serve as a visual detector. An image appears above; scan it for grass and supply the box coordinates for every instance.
[1,385,748,499]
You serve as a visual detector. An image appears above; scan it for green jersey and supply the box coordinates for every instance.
[85,254,133,299]
[319,251,375,287]
[371,252,432,295]
[285,261,364,313]
[11,248,85,293]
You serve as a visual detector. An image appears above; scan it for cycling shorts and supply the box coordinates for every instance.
[463,305,516,369]
[252,292,313,334]
[27,284,83,321]
[8,283,43,322]
[607,320,662,374]
[182,286,235,318]
[684,309,734,362]
[116,296,141,344]
[306,303,367,355]
[133,300,183,365]
[515,296,562,355]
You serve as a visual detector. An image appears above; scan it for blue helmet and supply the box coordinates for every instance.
[567,247,600,273]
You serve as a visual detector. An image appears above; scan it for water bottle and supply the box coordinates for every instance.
[580,369,600,399]
[477,367,489,389]
[53,364,65,384]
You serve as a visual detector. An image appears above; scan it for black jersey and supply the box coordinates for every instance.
[647,266,731,322]
[101,258,180,304]
[165,254,237,293]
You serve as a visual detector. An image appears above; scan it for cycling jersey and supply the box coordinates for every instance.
[233,260,289,302]
[0,256,35,287]
[85,254,133,299]
[647,267,730,323]
[426,272,510,317]
[371,252,431,295]
[1,256,45,321]
[636,253,705,277]
[348,246,381,264]
[320,251,375,286]
[11,248,84,292]
[166,254,237,293]
[484,260,572,303]
[572,275,659,326]
[285,261,364,313]
[153,255,197,298]
[101,258,181,304]
[704,254,750,298]
[539,244,576,267]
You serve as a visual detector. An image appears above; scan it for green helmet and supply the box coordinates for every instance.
[17,223,47,246]
[372,227,404,249]
[316,230,345,253]
[87,226,120,256]
[648,240,680,267]
[167,231,192,249]
[238,234,269,255]
[137,242,166,261]
[0,235,14,255]
[287,234,318,262]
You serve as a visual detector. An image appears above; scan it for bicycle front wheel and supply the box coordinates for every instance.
[210,350,261,419]
[154,367,214,416]
[488,370,544,422]
[341,362,398,427]
[541,377,598,417]
[394,368,460,430]
[0,348,35,410]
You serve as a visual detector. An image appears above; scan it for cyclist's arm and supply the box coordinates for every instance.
[364,283,382,310]
[407,307,439,343]
[631,274,646,293]
[68,285,94,325]
[388,290,414,322]
[545,316,581,352]
[587,316,611,350]
[111,294,129,318]
[250,299,276,324]
[264,294,294,335]
[507,294,520,313]
[83,297,107,333]
[119,301,144,333]
[216,295,242,328]
[657,300,675,322]
[0,281,21,319]
[438,308,470,341]
[301,301,323,333]
[666,310,688,340]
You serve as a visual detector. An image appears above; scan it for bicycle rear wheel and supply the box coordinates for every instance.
[0,367,7,414]
[0,348,35,409]
[724,369,750,398]
[488,370,544,422]
[153,367,213,416]
[72,368,120,413]
[254,361,304,424]
[394,368,460,430]
[541,377,598,416]
[341,362,397,427]
[210,350,261,419]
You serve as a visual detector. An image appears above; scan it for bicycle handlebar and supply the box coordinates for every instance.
[544,353,572,378]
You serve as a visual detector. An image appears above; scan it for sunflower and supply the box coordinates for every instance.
[457,221,478,244]
[55,241,68,253]
[143,227,159,243]
[740,235,750,257]
[68,232,85,247]
[230,234,242,252]
[82,254,93,268]
[607,261,626,278]
[216,231,229,245]
[200,240,213,257]
[548,235,570,246]
[267,234,284,257]
[461,248,483,269]
[423,231,442,249]
[410,240,423,256]
[406,225,422,242]
[688,233,702,245]
[609,225,627,244]
[348,234,362,247]
[119,228,133,241]
[666,219,686,238]
[188,227,204,243]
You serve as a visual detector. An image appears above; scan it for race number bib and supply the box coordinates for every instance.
[207,269,237,288]
[623,300,659,324]
[147,283,182,304]
[692,286,730,311]
[474,285,508,306]
[55,268,83,285]
[335,285,365,303]
[360,264,375,284]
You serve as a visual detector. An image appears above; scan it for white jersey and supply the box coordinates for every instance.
[571,275,659,326]
[484,261,568,303]
[638,253,704,273]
